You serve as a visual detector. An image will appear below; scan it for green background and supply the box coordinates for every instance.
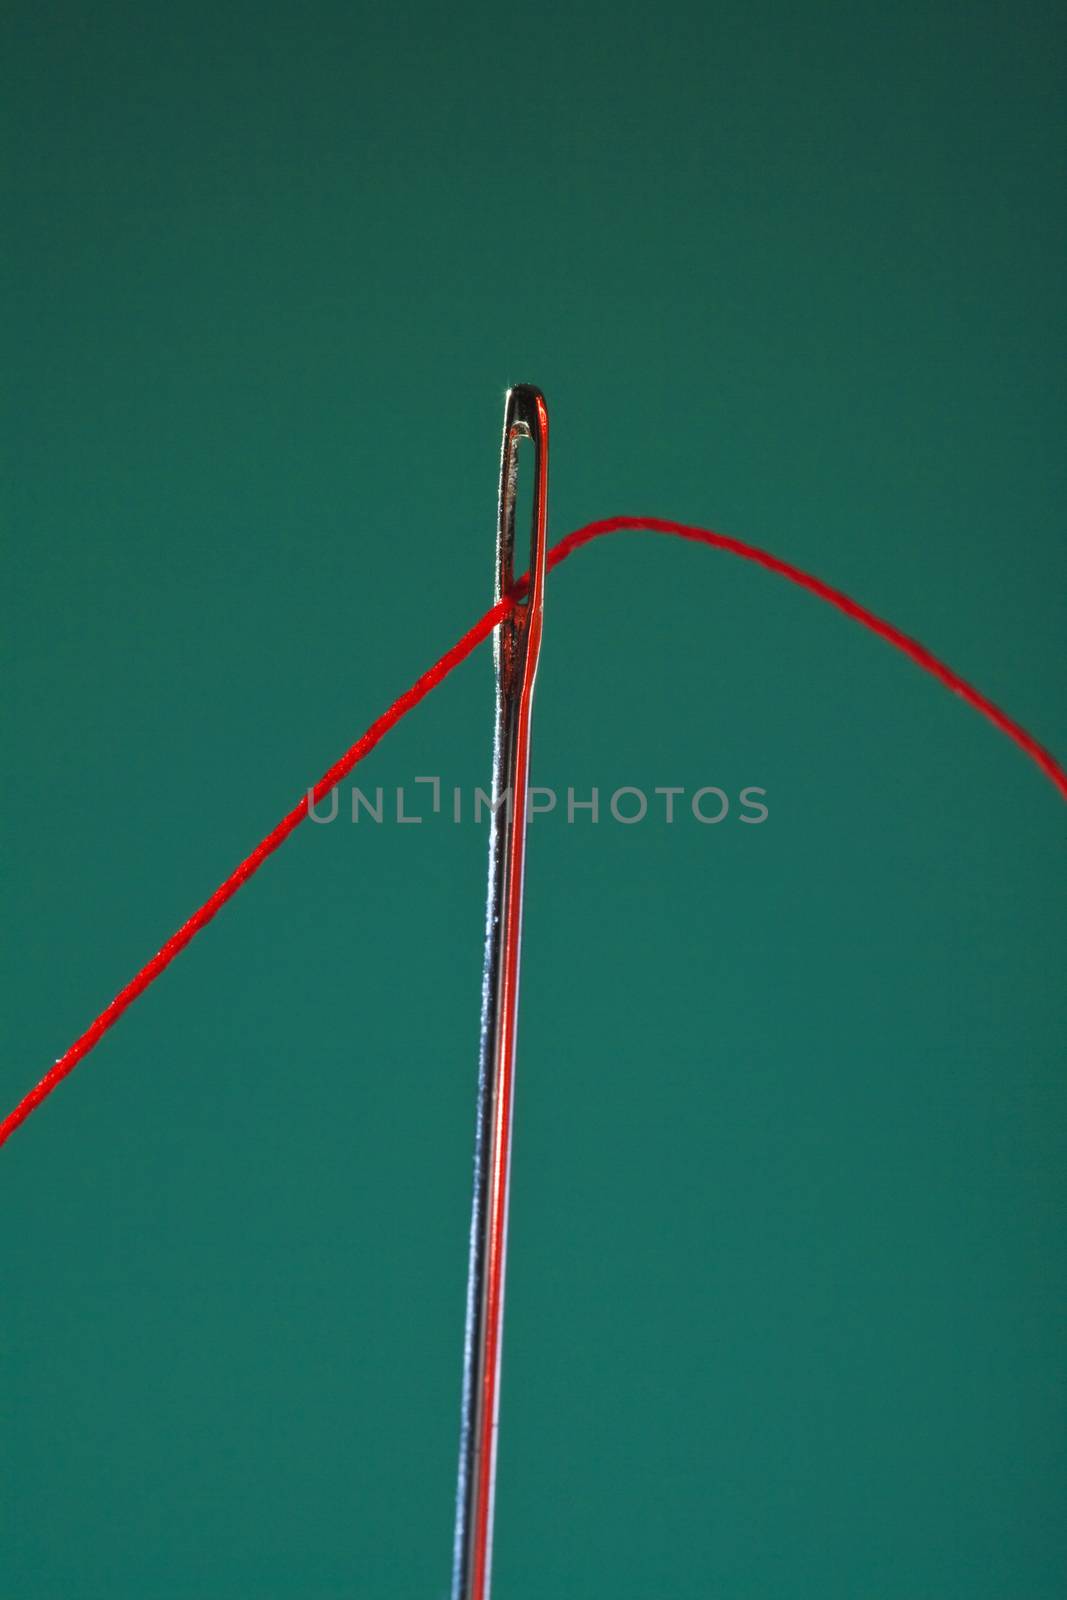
[3,3,1065,1596]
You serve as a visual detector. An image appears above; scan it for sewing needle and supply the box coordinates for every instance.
[452,385,549,1600]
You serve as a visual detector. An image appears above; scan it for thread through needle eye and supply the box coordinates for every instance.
[452,385,549,1600]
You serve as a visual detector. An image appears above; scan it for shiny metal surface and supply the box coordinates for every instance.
[452,385,549,1600]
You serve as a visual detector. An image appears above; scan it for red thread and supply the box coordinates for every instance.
[2,518,1063,1149]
